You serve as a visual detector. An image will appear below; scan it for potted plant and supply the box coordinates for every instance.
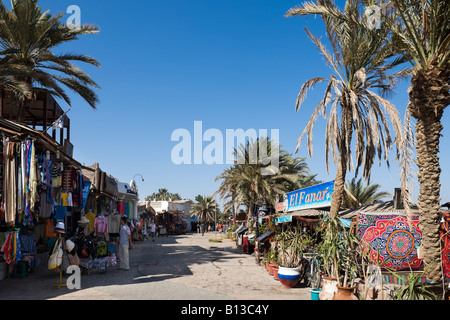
[318,216,359,300]
[263,248,278,274]
[276,228,304,288]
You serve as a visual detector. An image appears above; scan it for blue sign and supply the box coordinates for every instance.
[277,215,293,224]
[283,180,335,212]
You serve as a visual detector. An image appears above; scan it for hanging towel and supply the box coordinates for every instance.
[124,202,130,218]
[29,140,37,216]
[4,141,16,224]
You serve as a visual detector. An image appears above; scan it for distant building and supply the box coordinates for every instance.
[139,199,193,232]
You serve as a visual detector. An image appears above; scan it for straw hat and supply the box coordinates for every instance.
[78,216,90,224]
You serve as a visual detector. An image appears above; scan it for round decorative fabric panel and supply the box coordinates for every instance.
[386,229,415,259]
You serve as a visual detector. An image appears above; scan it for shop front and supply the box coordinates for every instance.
[0,117,107,279]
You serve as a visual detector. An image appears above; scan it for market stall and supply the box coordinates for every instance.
[0,115,98,279]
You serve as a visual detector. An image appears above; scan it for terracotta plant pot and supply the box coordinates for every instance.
[277,267,301,288]
[319,277,338,300]
[268,262,277,275]
[273,267,279,281]
[332,286,358,300]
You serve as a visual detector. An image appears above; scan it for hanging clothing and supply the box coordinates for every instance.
[61,192,73,207]
[17,162,23,212]
[39,192,53,218]
[84,211,96,232]
[54,205,67,221]
[118,201,124,215]
[124,202,130,218]
[0,231,22,264]
[23,139,33,223]
[29,140,37,216]
[19,142,26,212]
[62,166,77,192]
[108,213,121,234]
[46,159,53,204]
[1,232,13,263]
[94,215,109,234]
[4,141,16,224]
[52,162,62,188]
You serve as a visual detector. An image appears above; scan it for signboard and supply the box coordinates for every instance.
[283,180,334,212]
[275,202,284,212]
[277,215,292,224]
[118,182,137,196]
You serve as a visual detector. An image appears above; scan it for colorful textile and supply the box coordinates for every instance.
[85,212,96,232]
[358,213,423,271]
[440,211,450,280]
[118,201,125,215]
[0,231,22,264]
[94,216,109,233]
[54,205,67,221]
[1,232,13,264]
[124,202,130,218]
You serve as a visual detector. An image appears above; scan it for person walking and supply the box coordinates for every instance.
[149,220,156,242]
[118,216,133,270]
[201,222,205,236]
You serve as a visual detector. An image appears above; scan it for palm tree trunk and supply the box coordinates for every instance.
[330,105,353,218]
[409,64,450,283]
[247,190,256,228]
[415,113,442,283]
[330,155,347,218]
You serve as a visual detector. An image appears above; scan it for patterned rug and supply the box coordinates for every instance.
[358,213,423,271]
[440,211,450,280]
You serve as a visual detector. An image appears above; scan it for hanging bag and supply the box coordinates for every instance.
[68,252,80,266]
[48,237,63,270]
[55,239,70,273]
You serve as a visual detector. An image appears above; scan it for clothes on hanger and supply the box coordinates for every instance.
[94,214,108,234]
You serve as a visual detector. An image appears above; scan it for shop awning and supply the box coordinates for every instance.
[236,226,248,235]
[276,208,329,224]
[256,231,275,243]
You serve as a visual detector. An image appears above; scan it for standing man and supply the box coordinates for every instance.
[201,222,205,236]
[118,216,133,270]
[150,220,156,242]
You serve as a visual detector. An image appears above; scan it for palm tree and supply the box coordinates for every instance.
[285,0,404,218]
[302,0,450,286]
[384,0,450,283]
[215,138,314,226]
[145,188,182,201]
[0,0,100,122]
[190,195,217,224]
[343,177,391,208]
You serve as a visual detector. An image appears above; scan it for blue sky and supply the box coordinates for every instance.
[35,0,450,205]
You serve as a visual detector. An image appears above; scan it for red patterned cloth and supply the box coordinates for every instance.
[440,211,450,280]
[358,213,423,271]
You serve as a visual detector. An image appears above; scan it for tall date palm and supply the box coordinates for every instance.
[285,0,405,218]
[191,195,217,224]
[0,0,100,122]
[215,138,311,226]
[383,0,450,283]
